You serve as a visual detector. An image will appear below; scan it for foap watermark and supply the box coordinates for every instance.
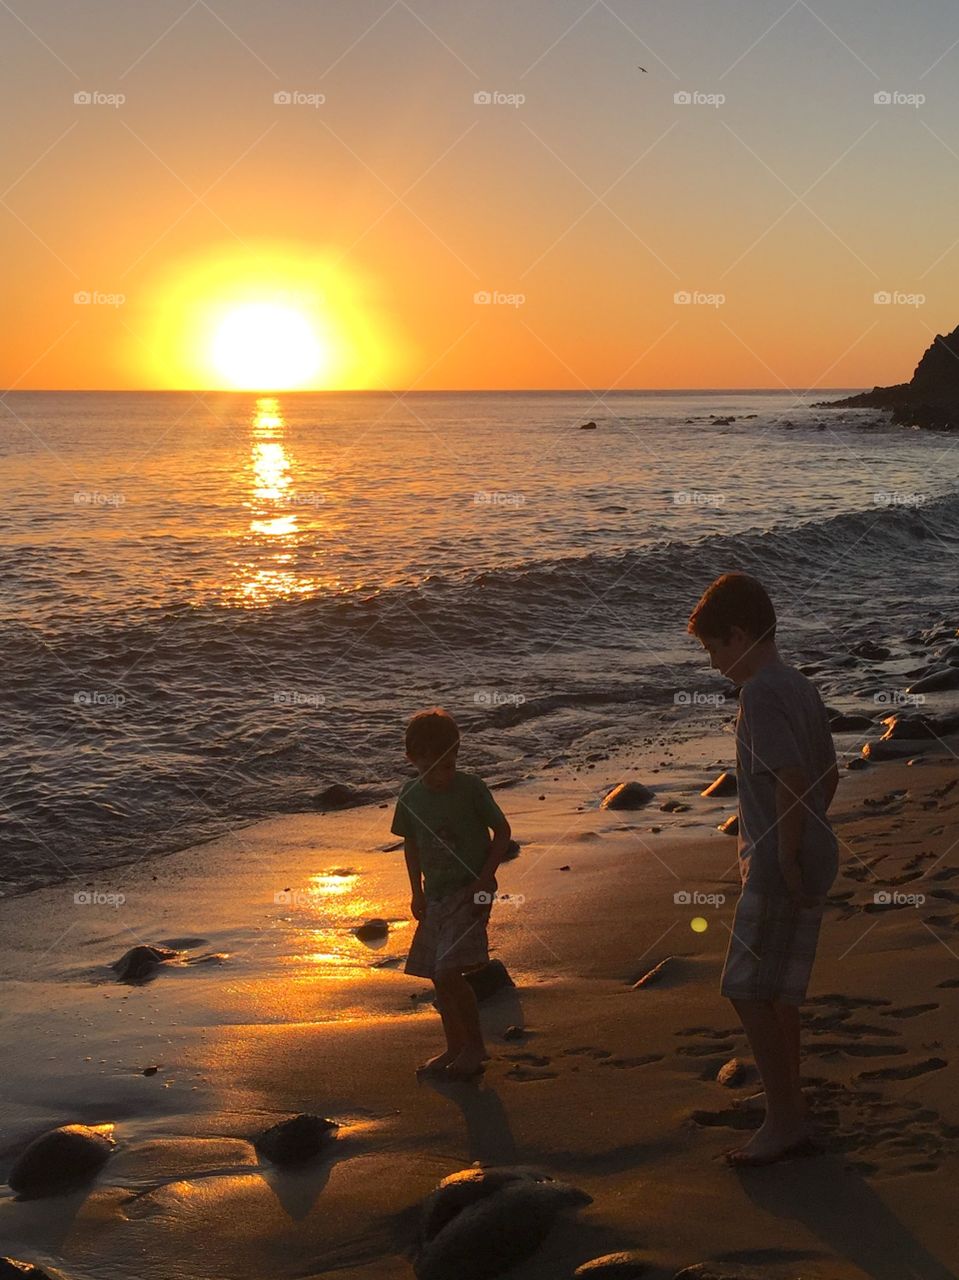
[673,489,725,506]
[474,890,525,907]
[74,489,125,506]
[873,490,927,508]
[74,690,125,709]
[674,90,725,108]
[474,689,526,707]
[74,889,126,908]
[874,291,925,307]
[74,90,125,108]
[674,690,727,707]
[74,291,125,307]
[873,689,926,708]
[273,691,326,708]
[874,90,925,109]
[474,290,525,307]
[274,888,324,907]
[474,90,525,108]
[474,489,525,506]
[674,889,726,907]
[278,491,326,507]
[274,90,326,107]
[874,890,925,907]
[674,290,725,307]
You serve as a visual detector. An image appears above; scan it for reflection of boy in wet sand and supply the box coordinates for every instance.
[391,708,512,1083]
[689,573,840,1166]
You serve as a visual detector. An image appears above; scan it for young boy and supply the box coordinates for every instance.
[390,707,512,1082]
[688,572,840,1167]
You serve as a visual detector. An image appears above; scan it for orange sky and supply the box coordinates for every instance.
[2,1,956,391]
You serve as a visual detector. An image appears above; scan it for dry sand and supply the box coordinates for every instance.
[1,728,958,1280]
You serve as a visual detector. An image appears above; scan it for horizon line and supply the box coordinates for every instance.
[1,386,869,396]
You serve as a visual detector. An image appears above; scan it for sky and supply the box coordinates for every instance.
[1,0,958,391]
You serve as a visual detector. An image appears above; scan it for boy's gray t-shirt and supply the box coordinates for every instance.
[735,657,839,897]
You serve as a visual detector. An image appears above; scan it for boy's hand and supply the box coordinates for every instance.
[779,856,824,910]
[410,888,427,921]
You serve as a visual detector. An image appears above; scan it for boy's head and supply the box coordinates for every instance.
[687,572,777,680]
[405,707,460,791]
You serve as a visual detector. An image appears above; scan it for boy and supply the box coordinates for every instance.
[688,573,840,1167]
[390,707,512,1082]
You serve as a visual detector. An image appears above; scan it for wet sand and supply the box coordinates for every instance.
[1,724,958,1279]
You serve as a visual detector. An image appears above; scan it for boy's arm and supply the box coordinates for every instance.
[773,764,821,900]
[404,834,426,920]
[475,818,512,890]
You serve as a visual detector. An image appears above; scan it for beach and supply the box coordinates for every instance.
[2,696,958,1280]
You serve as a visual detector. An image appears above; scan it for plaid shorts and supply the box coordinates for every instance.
[720,884,826,1005]
[404,881,494,981]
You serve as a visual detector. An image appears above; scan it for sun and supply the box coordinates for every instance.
[137,241,408,391]
[211,302,326,390]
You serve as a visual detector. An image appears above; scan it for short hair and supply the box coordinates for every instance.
[687,572,777,644]
[405,707,460,762]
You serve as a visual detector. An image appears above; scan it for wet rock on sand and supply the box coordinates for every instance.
[414,1166,591,1280]
[8,1123,116,1198]
[717,815,739,836]
[0,1260,60,1279]
[254,1114,339,1165]
[601,782,654,810]
[112,945,178,981]
[574,1252,649,1276]
[701,771,736,797]
[354,918,390,942]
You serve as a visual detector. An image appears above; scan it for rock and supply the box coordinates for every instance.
[315,783,362,810]
[846,757,869,770]
[825,323,959,432]
[631,957,672,989]
[0,1261,60,1280]
[112,944,178,981]
[851,640,891,661]
[574,1253,649,1277]
[415,1166,591,1280]
[580,421,598,430]
[354,918,389,942]
[880,711,959,740]
[8,1123,116,1198]
[907,667,959,694]
[464,960,514,1002]
[142,1065,159,1076]
[503,1025,524,1041]
[716,1057,747,1086]
[558,864,571,871]
[701,771,736,797]
[861,739,918,761]
[254,1114,338,1165]
[601,781,654,810]
[501,839,521,861]
[718,814,739,835]
[659,798,690,812]
[828,712,874,731]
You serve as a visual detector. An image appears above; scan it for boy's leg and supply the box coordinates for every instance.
[427,970,467,1069]
[773,1000,808,1118]
[728,997,808,1154]
[438,968,487,1073]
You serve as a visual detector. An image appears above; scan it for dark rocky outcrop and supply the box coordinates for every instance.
[254,1114,338,1165]
[824,323,959,431]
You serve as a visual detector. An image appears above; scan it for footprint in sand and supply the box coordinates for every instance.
[675,1026,742,1038]
[806,1042,908,1058]
[880,1003,939,1019]
[857,1057,948,1081]
[598,1054,664,1069]
[503,1051,559,1081]
[561,1046,613,1059]
[676,1041,737,1057]
[936,977,959,988]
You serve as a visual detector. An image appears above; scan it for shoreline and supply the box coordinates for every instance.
[1,692,958,1278]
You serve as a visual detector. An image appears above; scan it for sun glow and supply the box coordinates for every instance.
[139,241,403,390]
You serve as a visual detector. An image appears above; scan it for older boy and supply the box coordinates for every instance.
[688,573,840,1166]
[390,707,512,1082]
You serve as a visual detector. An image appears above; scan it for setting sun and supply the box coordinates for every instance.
[137,241,405,391]
[211,302,327,390]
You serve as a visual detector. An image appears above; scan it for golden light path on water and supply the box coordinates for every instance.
[231,396,328,607]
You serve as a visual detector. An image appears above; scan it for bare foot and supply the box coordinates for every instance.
[727,1117,813,1163]
[417,1050,455,1074]
[447,1050,486,1074]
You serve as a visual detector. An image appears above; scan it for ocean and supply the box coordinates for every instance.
[2,388,956,894]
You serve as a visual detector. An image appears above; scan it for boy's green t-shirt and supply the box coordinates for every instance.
[390,770,507,901]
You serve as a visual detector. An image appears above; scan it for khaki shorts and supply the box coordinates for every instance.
[720,884,826,1005]
[404,881,494,981]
